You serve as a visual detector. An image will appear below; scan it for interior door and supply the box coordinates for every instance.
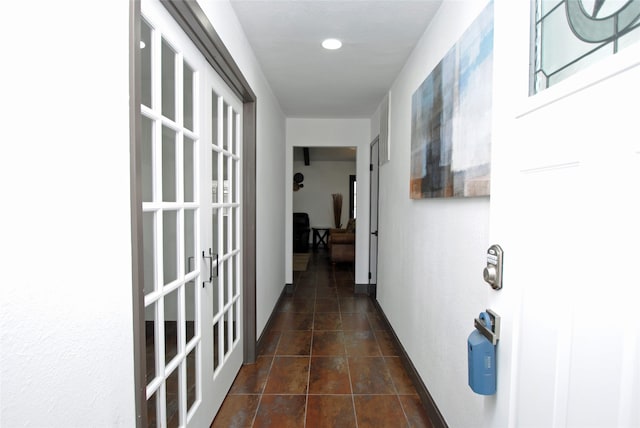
[140,1,243,426]
[206,59,244,425]
[369,137,380,294]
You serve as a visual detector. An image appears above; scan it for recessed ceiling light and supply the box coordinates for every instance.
[322,38,342,50]
[140,41,146,49]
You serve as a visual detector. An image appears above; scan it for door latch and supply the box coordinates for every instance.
[483,245,503,290]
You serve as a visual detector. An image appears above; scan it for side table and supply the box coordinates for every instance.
[312,227,330,251]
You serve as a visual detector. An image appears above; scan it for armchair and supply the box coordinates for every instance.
[328,218,355,264]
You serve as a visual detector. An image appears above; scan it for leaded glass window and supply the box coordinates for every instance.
[531,0,640,94]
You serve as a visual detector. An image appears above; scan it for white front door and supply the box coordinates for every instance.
[490,2,640,426]
[140,1,243,426]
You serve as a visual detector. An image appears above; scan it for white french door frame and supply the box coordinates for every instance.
[129,1,257,426]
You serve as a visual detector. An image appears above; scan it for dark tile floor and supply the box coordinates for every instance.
[212,251,433,427]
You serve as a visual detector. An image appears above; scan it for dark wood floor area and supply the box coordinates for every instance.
[211,250,434,427]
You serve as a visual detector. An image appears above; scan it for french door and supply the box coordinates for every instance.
[140,0,243,426]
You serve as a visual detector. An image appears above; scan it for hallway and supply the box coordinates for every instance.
[211,251,433,427]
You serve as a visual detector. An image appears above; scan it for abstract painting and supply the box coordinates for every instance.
[410,2,494,199]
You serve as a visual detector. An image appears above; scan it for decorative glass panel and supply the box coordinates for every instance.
[141,116,154,202]
[211,209,219,258]
[184,137,195,202]
[223,311,230,356]
[164,287,180,364]
[147,389,158,428]
[145,302,157,381]
[143,212,156,295]
[531,0,640,94]
[233,301,238,343]
[183,62,194,131]
[161,38,176,120]
[185,280,196,344]
[224,259,230,305]
[213,320,220,370]
[184,209,196,274]
[211,150,218,203]
[212,91,220,147]
[141,19,152,108]
[186,347,197,412]
[223,102,229,150]
[162,126,177,202]
[163,210,178,285]
[223,155,229,205]
[166,367,180,428]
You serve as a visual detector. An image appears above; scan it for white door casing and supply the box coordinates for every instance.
[140,0,243,426]
[369,137,380,289]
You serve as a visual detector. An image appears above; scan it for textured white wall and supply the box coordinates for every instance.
[197,0,287,337]
[0,1,135,426]
[292,159,356,232]
[286,119,371,285]
[372,2,491,427]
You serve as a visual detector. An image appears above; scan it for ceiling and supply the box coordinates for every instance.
[229,0,442,118]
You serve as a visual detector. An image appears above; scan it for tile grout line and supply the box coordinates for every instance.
[302,269,317,428]
[341,294,360,428]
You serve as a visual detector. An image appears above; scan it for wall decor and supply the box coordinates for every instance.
[410,2,494,199]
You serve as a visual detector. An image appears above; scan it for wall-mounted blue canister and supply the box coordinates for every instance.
[467,313,496,395]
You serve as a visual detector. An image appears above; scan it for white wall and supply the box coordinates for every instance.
[197,0,286,337]
[0,1,135,426]
[292,159,356,232]
[286,119,371,284]
[372,2,491,427]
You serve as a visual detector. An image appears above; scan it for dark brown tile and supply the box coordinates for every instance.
[340,297,374,313]
[211,394,259,427]
[341,313,372,331]
[312,331,345,356]
[354,395,408,428]
[314,313,342,330]
[278,297,315,313]
[385,357,417,394]
[367,311,390,330]
[263,357,309,394]
[344,330,381,356]
[315,298,340,312]
[229,356,273,394]
[336,279,355,289]
[253,395,306,428]
[271,312,314,331]
[293,286,315,298]
[306,395,356,428]
[309,356,351,394]
[399,395,434,428]
[333,270,353,280]
[348,357,395,394]
[257,330,281,356]
[375,329,400,356]
[336,285,355,297]
[276,330,312,356]
[294,274,315,287]
[316,285,337,298]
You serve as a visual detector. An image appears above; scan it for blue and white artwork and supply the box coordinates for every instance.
[410,2,494,199]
